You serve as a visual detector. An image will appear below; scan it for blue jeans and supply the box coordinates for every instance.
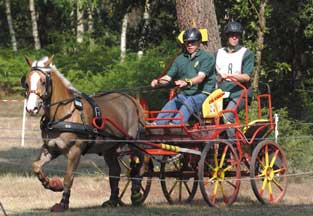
[223,97,246,139]
[155,93,207,125]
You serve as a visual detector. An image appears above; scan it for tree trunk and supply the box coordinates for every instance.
[137,0,151,59]
[176,0,221,52]
[253,0,268,91]
[87,6,94,51]
[120,12,129,62]
[5,0,17,52]
[29,0,41,50]
[76,1,84,44]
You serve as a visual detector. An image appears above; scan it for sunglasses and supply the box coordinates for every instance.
[184,40,198,45]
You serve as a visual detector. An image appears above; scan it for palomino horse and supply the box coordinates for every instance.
[21,56,148,212]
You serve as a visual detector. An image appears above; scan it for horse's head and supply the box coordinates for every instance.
[21,56,54,115]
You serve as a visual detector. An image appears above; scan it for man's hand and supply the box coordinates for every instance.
[216,73,228,83]
[175,80,188,88]
[151,79,159,88]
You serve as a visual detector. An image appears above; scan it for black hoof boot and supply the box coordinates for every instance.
[131,192,142,206]
[102,192,119,208]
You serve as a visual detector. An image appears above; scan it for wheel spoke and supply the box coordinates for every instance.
[140,181,146,192]
[213,146,218,167]
[168,179,178,196]
[119,180,131,198]
[257,157,265,169]
[219,182,229,204]
[226,180,238,189]
[204,160,215,172]
[119,159,130,171]
[272,177,284,191]
[223,164,234,172]
[169,161,180,172]
[273,167,286,174]
[261,177,268,192]
[270,149,280,168]
[265,144,269,166]
[211,181,219,204]
[183,180,192,195]
[179,181,182,202]
[267,181,274,202]
[219,145,229,168]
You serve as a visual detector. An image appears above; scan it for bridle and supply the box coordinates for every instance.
[21,67,52,101]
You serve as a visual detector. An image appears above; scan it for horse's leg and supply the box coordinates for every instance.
[129,147,145,205]
[50,145,81,212]
[32,145,63,191]
[102,148,121,207]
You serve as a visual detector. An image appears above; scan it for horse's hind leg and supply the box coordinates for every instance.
[129,147,145,205]
[102,148,121,207]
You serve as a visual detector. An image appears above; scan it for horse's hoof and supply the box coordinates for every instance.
[101,199,118,208]
[50,203,68,212]
[49,177,64,192]
[131,192,142,206]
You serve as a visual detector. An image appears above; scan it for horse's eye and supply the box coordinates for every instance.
[42,81,46,86]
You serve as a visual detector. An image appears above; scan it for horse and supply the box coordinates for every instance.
[20,56,148,212]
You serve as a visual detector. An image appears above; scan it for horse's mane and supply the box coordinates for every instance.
[34,56,79,93]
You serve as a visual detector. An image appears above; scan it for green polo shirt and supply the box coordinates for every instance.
[218,45,254,99]
[167,49,216,96]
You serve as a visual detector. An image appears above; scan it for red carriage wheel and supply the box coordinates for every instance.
[117,150,153,206]
[198,140,241,207]
[160,155,198,204]
[250,140,288,204]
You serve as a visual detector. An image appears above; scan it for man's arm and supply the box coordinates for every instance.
[151,75,172,87]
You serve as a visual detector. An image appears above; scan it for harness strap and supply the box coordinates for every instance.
[81,92,102,123]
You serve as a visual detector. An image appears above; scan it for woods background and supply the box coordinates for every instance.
[0,0,313,171]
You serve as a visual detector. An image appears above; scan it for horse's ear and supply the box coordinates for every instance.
[25,57,32,68]
[45,55,54,67]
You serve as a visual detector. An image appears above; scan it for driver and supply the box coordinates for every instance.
[150,28,215,125]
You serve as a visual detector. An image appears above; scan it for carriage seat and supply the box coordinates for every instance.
[202,89,224,120]
[242,119,272,143]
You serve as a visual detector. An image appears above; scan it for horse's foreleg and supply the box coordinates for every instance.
[102,148,121,207]
[50,145,81,212]
[32,145,61,191]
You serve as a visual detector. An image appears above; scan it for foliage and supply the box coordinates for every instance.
[0,0,313,171]
[274,108,313,172]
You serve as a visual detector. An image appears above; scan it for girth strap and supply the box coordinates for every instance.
[81,92,102,126]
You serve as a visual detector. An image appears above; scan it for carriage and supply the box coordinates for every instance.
[112,77,288,207]
[21,56,288,211]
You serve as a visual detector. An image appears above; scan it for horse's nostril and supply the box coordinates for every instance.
[33,107,39,113]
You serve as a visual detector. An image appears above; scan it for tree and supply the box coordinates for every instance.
[120,11,129,62]
[253,0,268,91]
[29,0,41,50]
[176,0,221,52]
[76,0,84,44]
[4,0,17,52]
[137,0,151,59]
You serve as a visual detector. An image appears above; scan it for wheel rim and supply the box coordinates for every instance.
[199,141,241,207]
[250,140,288,204]
[160,155,198,204]
[118,154,152,206]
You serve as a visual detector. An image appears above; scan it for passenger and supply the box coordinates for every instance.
[150,28,215,125]
[215,21,255,138]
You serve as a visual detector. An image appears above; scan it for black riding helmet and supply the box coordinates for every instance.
[183,28,202,42]
[224,21,243,35]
